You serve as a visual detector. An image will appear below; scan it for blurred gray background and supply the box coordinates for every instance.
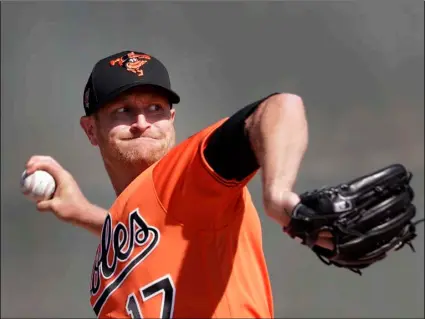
[1,1,424,318]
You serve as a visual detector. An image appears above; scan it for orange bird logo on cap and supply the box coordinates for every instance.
[109,52,151,77]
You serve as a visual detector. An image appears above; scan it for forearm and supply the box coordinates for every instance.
[246,93,308,195]
[70,202,108,236]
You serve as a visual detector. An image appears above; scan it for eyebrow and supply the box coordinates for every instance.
[112,99,170,109]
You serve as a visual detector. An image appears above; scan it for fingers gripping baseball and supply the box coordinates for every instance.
[26,155,71,182]
[23,155,89,223]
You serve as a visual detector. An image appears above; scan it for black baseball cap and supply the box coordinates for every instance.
[83,50,180,115]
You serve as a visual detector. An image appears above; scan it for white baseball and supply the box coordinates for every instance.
[20,170,56,201]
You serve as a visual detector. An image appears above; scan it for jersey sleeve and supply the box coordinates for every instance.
[152,118,258,229]
[203,93,278,181]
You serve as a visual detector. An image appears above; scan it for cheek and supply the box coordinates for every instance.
[109,124,129,137]
[155,119,174,132]
[155,123,174,138]
[96,126,120,146]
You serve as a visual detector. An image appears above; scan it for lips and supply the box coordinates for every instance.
[123,136,159,141]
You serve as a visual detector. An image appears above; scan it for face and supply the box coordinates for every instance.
[81,86,176,171]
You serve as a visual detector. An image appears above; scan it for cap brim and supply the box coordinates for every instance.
[107,82,180,106]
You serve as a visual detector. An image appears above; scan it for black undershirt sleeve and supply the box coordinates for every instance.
[204,93,278,182]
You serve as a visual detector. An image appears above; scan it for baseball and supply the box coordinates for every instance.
[20,170,56,201]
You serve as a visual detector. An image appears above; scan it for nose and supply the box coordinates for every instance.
[130,113,151,133]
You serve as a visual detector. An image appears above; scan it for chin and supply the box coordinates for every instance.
[123,147,165,165]
[106,137,173,166]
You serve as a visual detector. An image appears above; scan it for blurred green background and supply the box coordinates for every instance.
[1,1,424,318]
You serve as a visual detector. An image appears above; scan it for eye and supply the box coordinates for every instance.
[115,106,131,114]
[147,104,163,112]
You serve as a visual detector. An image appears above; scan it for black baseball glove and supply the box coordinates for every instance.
[284,164,424,275]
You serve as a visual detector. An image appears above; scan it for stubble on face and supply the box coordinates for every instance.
[97,123,176,170]
[94,87,176,175]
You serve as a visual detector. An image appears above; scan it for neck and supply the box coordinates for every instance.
[104,160,150,196]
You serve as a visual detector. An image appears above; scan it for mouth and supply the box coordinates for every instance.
[123,136,158,141]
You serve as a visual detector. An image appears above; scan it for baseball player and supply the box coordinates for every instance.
[25,50,334,318]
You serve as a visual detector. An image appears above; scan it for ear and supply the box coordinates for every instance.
[80,116,99,146]
[170,108,176,123]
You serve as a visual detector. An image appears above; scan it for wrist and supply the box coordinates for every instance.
[262,183,300,227]
[70,201,107,236]
[66,199,89,224]
[263,177,295,198]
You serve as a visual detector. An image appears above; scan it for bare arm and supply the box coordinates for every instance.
[69,202,107,236]
[244,93,332,248]
[245,93,308,226]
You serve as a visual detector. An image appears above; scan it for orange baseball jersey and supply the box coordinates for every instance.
[89,119,274,318]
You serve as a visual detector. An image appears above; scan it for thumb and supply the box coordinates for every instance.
[36,198,58,212]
